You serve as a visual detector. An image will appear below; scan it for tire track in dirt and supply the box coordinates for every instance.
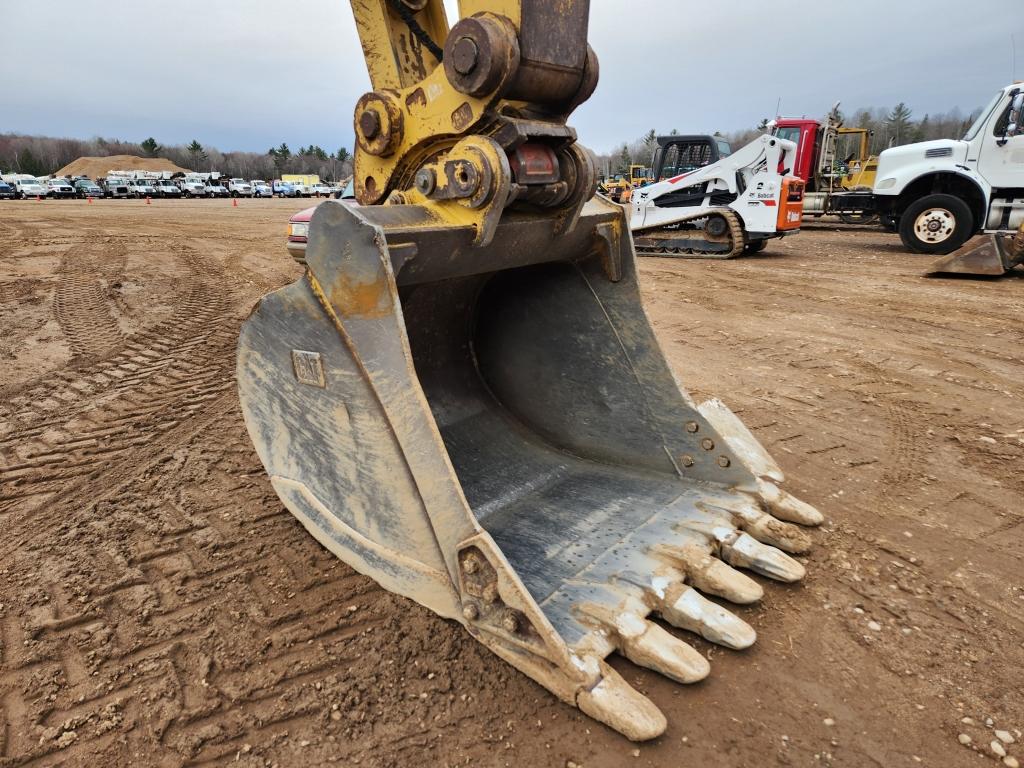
[0,244,249,522]
[51,246,126,361]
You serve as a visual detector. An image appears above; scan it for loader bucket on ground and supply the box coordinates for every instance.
[927,230,1024,276]
[237,197,823,740]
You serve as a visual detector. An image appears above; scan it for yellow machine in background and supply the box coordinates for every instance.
[237,0,823,741]
[629,163,652,188]
[836,127,877,190]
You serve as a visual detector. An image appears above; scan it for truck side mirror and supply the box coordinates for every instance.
[1000,92,1024,144]
[1009,93,1024,136]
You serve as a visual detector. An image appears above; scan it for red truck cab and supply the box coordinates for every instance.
[772,118,821,189]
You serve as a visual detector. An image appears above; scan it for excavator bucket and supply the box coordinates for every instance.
[927,225,1024,276]
[237,196,823,740]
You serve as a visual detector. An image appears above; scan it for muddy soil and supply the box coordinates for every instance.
[0,200,1022,768]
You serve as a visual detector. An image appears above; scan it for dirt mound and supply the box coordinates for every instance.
[55,154,189,179]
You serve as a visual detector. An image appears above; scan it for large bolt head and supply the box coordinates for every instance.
[415,167,437,196]
[451,36,479,75]
[359,109,381,140]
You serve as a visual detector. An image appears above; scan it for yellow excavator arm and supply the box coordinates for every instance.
[347,0,598,245]
[236,0,824,741]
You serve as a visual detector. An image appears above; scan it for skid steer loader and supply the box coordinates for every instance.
[927,224,1024,276]
[237,0,824,741]
[630,134,805,257]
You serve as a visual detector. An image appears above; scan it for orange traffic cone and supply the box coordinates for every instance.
[87,196,93,204]
[36,195,42,202]
[146,196,151,205]
[232,197,238,208]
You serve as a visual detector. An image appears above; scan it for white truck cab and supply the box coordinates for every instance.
[227,178,253,197]
[873,83,1024,253]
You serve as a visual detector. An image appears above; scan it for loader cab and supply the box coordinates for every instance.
[651,135,729,182]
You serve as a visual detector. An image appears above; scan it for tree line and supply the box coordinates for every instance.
[0,134,354,181]
[598,101,986,175]
[1,99,987,183]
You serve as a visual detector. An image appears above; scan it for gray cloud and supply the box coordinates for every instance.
[1,0,1019,155]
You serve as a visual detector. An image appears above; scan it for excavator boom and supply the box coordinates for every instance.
[237,0,824,740]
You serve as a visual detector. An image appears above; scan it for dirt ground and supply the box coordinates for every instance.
[0,199,1022,768]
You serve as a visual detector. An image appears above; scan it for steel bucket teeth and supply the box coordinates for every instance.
[237,199,826,743]
[577,662,668,742]
[659,583,757,650]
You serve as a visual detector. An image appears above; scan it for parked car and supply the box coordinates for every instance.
[0,181,15,199]
[15,178,49,199]
[74,179,104,198]
[226,178,253,197]
[46,178,76,198]
[287,185,359,261]
[153,179,181,198]
[206,182,229,198]
[251,180,272,198]
[178,178,207,197]
[101,177,133,198]
[311,182,333,197]
[272,180,297,198]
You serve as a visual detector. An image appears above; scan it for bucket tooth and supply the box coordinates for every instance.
[698,495,813,554]
[581,606,710,684]
[741,514,812,554]
[576,661,667,742]
[614,614,710,684]
[655,544,763,604]
[756,479,824,526]
[720,532,806,583]
[731,509,812,554]
[659,582,757,649]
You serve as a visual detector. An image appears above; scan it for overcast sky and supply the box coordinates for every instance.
[1,1,1019,155]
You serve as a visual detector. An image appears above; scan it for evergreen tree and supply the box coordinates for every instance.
[886,102,913,145]
[186,140,207,170]
[269,143,291,172]
[16,148,46,176]
[141,137,161,157]
[617,144,631,174]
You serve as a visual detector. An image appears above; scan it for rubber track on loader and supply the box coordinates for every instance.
[634,209,746,259]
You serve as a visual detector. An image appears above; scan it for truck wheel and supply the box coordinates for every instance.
[898,194,973,254]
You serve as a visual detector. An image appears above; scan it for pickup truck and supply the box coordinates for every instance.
[74,179,104,198]
[251,180,272,198]
[0,181,15,199]
[311,182,333,197]
[46,178,76,198]
[15,178,49,199]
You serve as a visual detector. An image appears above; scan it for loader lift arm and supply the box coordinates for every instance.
[237,0,824,741]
